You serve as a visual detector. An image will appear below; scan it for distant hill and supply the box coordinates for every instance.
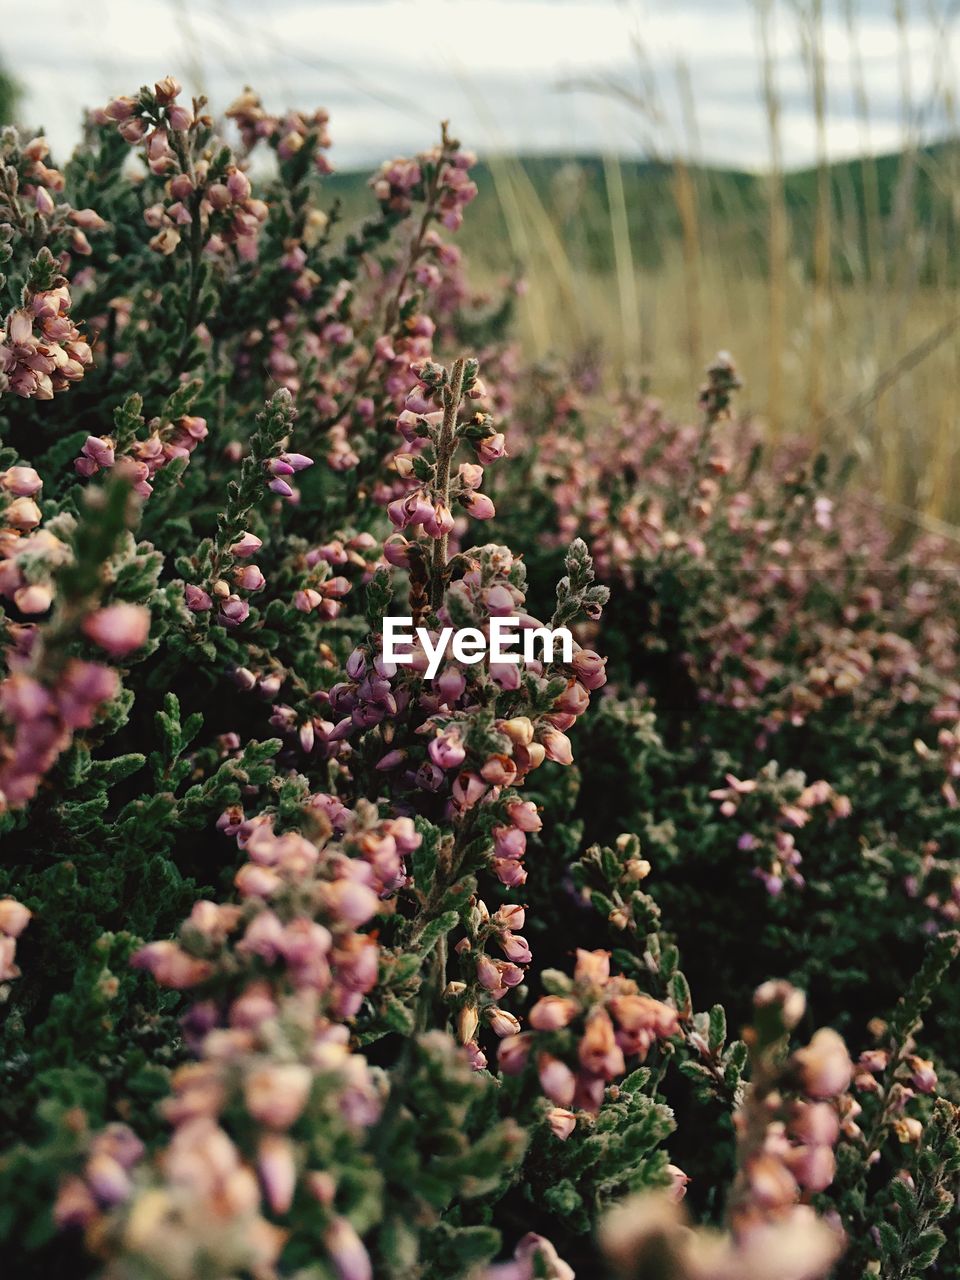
[320,142,960,281]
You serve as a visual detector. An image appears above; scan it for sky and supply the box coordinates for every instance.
[5,0,959,173]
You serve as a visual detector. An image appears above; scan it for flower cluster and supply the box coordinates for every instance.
[599,981,851,1280]
[0,461,62,615]
[5,75,960,1280]
[226,89,333,175]
[99,78,269,260]
[1,277,92,400]
[709,764,850,894]
[498,947,681,1131]
[68,798,411,1277]
[370,141,478,230]
[0,660,119,811]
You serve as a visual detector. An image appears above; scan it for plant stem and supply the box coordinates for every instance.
[430,357,466,610]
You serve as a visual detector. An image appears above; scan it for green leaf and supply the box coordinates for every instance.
[418,911,460,955]
[708,1003,726,1052]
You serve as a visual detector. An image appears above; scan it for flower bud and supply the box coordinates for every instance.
[506,799,542,831]
[82,603,150,657]
[0,898,31,937]
[230,531,262,558]
[547,1108,577,1140]
[325,1217,372,1280]
[5,497,42,531]
[529,996,578,1030]
[184,583,212,612]
[458,1004,479,1044]
[499,717,535,747]
[1,466,42,496]
[257,1133,297,1214]
[487,1007,522,1038]
[538,1053,576,1106]
[793,1028,852,1099]
[244,1062,312,1129]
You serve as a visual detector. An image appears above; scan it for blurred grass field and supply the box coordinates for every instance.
[312,0,960,528]
[328,137,960,526]
[10,1,960,524]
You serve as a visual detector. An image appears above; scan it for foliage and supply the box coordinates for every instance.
[1,76,960,1280]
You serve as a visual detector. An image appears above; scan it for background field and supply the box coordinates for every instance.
[8,0,960,522]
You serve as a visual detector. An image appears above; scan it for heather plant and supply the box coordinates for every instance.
[2,76,960,1280]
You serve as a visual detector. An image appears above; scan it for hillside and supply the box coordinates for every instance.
[322,142,960,280]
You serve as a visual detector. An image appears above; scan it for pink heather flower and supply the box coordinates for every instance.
[82,603,150,657]
[665,1165,691,1202]
[295,588,323,613]
[184,583,213,612]
[788,1101,840,1147]
[571,649,607,689]
[476,954,502,991]
[0,898,32,937]
[229,531,262,558]
[321,576,351,599]
[235,863,283,898]
[794,1028,853,1099]
[786,1144,836,1193]
[452,771,487,812]
[219,595,250,627]
[529,996,578,1031]
[489,661,522,691]
[538,1053,577,1107]
[375,748,406,771]
[506,800,542,832]
[428,729,466,770]
[58,660,120,728]
[5,497,42,531]
[257,1133,297,1214]
[69,208,108,232]
[574,949,611,985]
[167,105,192,130]
[487,1007,522,1038]
[322,879,380,928]
[493,825,526,860]
[546,1108,577,1141]
[0,935,20,981]
[280,451,314,471]
[484,584,515,616]
[244,1062,313,1129]
[540,727,573,766]
[436,665,466,703]
[132,941,212,988]
[325,1217,372,1280]
[493,858,528,887]
[476,432,507,464]
[461,491,495,520]
[481,755,517,786]
[497,1033,532,1075]
[53,1178,98,1229]
[1,466,42,496]
[493,904,525,930]
[907,1055,938,1094]
[458,462,484,489]
[234,564,266,591]
[383,534,412,568]
[85,1152,133,1205]
[423,502,455,538]
[81,435,115,468]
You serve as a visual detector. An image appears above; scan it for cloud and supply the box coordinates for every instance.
[6,0,957,170]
